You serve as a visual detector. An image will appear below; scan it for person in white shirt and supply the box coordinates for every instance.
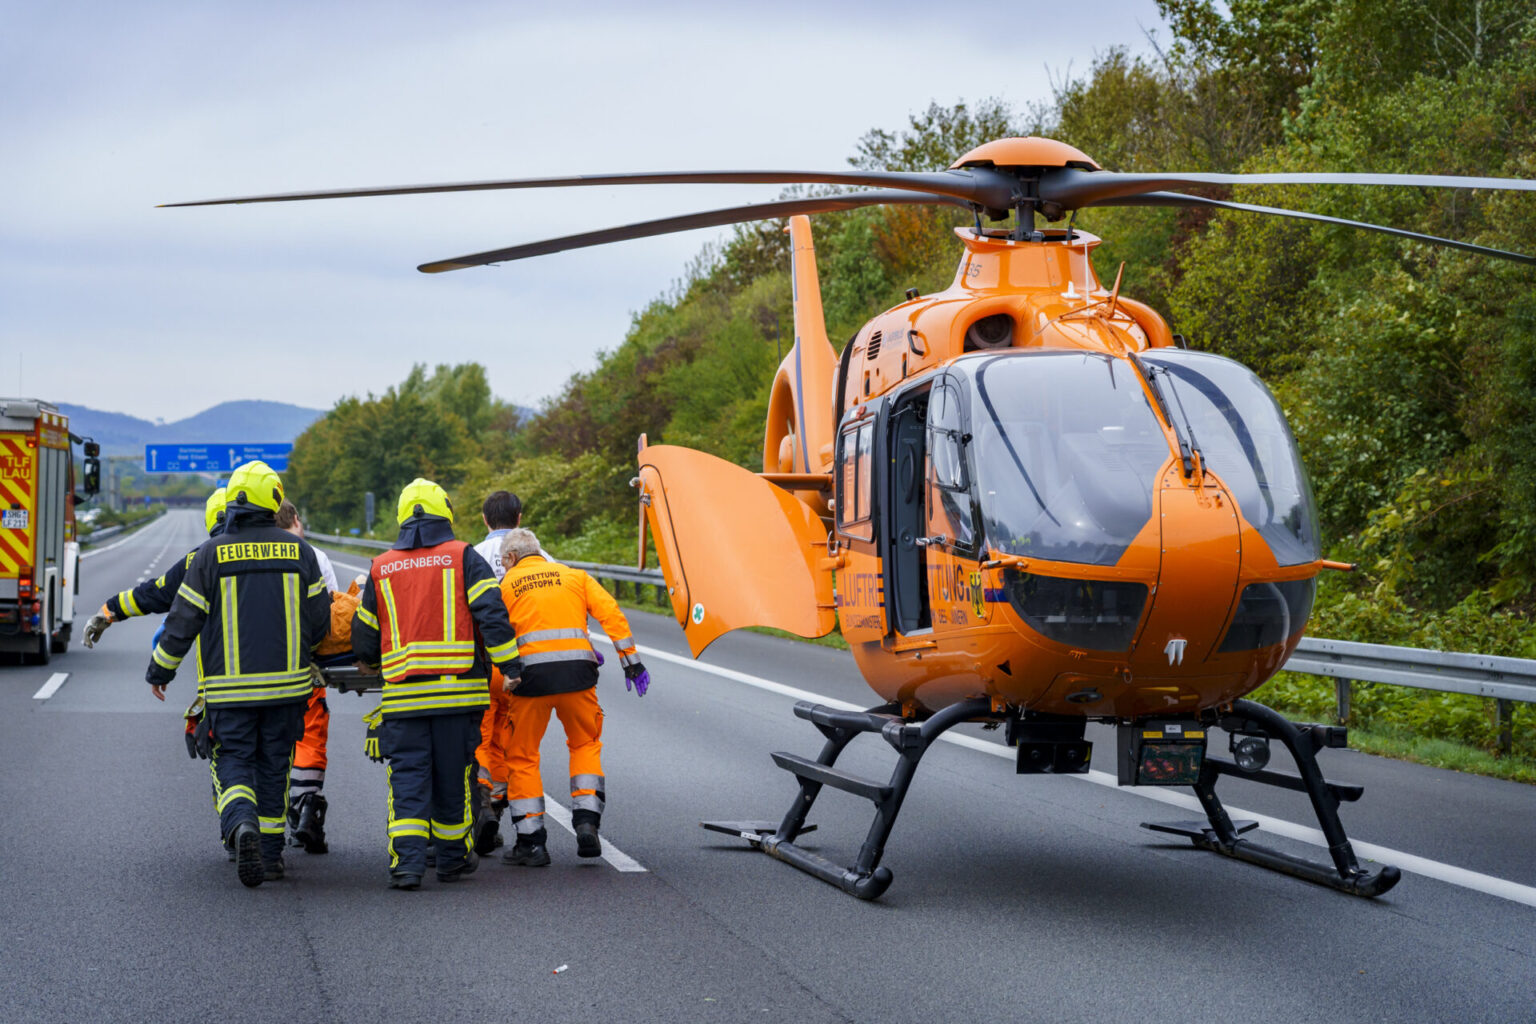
[471,490,530,853]
[472,491,522,580]
[278,501,338,591]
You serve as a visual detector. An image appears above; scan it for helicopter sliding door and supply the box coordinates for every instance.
[884,388,932,635]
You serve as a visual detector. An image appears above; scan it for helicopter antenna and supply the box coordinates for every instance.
[1080,224,1092,309]
[1063,211,1081,300]
[1106,261,1125,319]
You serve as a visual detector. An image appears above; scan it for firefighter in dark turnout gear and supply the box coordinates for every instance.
[146,463,331,888]
[83,487,228,647]
[351,478,522,890]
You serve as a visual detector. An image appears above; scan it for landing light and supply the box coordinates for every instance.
[1230,734,1271,772]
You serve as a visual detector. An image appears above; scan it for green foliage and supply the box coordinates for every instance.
[284,362,512,532]
[850,98,1020,172]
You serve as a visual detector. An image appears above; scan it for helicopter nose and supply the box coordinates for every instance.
[1133,470,1242,673]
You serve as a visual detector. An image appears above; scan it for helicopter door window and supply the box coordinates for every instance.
[888,394,932,633]
[836,419,874,541]
[926,384,975,552]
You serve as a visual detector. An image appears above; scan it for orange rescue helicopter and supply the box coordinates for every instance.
[166,137,1536,899]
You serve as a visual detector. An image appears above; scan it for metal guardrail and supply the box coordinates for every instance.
[1287,637,1531,754]
[1287,637,1536,703]
[299,548,1532,751]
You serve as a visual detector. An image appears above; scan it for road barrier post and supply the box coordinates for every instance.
[1496,699,1514,757]
[1335,678,1352,726]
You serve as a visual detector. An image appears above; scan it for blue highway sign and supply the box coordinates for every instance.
[143,443,293,473]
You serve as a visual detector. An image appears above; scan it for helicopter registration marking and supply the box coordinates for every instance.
[600,632,1536,910]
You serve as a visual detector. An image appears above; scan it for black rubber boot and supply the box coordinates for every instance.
[573,810,602,859]
[389,872,421,891]
[232,822,263,888]
[502,839,551,867]
[575,822,602,859]
[474,797,505,857]
[263,856,285,882]
[437,848,480,883]
[293,794,328,854]
[502,825,550,866]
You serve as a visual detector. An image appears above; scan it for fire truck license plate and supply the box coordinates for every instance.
[2,510,27,529]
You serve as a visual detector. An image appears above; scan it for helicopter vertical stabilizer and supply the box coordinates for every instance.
[764,216,837,498]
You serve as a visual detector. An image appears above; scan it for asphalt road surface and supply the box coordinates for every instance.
[4,509,1533,1023]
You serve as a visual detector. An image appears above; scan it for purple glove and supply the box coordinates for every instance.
[594,649,605,668]
[624,663,649,697]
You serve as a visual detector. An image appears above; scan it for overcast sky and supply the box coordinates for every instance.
[2,0,1166,423]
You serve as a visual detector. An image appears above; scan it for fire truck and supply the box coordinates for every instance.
[0,399,99,664]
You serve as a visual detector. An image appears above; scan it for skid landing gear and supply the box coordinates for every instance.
[702,697,1001,900]
[1143,699,1401,898]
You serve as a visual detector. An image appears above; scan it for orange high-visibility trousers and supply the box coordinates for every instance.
[505,687,604,837]
[290,685,329,801]
[476,667,514,799]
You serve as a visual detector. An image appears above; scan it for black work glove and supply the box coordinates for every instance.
[183,697,211,759]
[192,714,213,759]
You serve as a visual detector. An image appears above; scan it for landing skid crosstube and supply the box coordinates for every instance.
[705,695,1399,901]
[1142,698,1400,897]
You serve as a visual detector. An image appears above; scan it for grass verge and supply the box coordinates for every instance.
[1339,725,1536,785]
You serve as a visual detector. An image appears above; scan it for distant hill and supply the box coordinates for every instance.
[59,400,327,456]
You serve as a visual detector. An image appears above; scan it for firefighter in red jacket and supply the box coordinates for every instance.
[496,527,649,867]
[352,479,522,890]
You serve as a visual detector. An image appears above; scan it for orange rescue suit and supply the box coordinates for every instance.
[495,555,639,837]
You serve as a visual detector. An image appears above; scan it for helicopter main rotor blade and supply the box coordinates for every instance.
[1046,167,1536,209]
[161,169,1018,213]
[1093,191,1536,265]
[415,189,971,273]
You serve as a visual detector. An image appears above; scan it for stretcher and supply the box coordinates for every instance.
[314,652,382,694]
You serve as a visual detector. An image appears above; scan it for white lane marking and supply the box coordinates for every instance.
[624,639,1536,909]
[540,792,648,873]
[80,513,174,559]
[32,673,69,700]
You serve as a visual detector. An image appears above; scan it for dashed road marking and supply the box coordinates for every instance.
[623,637,1536,909]
[541,793,647,873]
[32,673,69,700]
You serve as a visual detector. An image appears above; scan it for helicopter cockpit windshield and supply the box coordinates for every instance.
[968,351,1169,566]
[1139,350,1320,566]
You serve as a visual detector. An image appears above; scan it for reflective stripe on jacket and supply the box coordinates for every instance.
[146,508,331,707]
[499,555,638,698]
[109,548,197,619]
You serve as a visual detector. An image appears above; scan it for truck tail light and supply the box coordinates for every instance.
[18,568,34,599]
